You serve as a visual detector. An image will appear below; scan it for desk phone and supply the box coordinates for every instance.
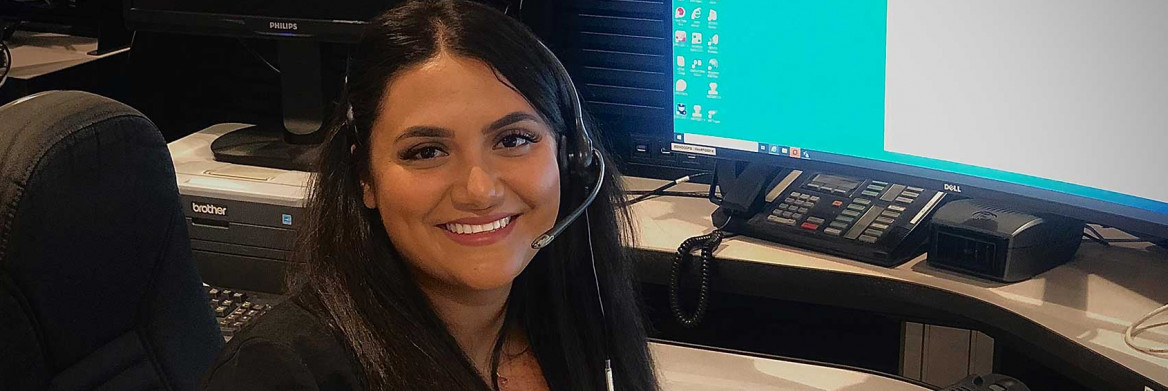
[714,167,949,267]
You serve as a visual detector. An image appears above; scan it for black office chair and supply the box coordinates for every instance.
[0,91,222,390]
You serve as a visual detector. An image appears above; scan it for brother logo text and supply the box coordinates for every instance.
[192,203,227,216]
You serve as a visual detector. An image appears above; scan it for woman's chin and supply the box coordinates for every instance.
[449,259,529,292]
[450,272,520,293]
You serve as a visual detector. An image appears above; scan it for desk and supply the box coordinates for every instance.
[5,31,128,80]
[1,31,129,104]
[651,341,930,391]
[625,178,1168,391]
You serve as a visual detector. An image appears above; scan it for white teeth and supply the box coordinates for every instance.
[444,216,513,235]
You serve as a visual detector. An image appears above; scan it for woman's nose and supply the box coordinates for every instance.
[452,165,504,210]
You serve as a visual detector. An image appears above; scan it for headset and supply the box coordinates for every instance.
[529,40,605,251]
[528,39,616,391]
[343,36,614,391]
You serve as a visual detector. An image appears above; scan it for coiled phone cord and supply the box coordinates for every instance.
[669,230,726,328]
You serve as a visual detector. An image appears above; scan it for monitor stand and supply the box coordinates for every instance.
[211,41,326,172]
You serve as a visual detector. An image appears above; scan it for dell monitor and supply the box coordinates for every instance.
[670,1,1168,240]
[124,0,405,171]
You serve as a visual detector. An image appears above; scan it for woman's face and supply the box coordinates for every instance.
[361,52,561,293]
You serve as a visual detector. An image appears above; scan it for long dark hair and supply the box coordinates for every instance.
[291,1,658,390]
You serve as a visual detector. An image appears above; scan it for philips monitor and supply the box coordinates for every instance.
[124,0,407,171]
[670,1,1168,240]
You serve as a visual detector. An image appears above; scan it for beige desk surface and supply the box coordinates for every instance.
[651,341,929,391]
[6,31,129,80]
[625,177,1168,388]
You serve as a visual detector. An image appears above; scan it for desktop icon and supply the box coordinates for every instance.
[709,34,720,46]
[692,32,703,45]
[693,105,703,117]
[707,110,717,119]
[676,79,688,92]
[676,103,687,116]
[677,56,685,67]
[675,30,687,43]
[708,58,719,71]
[708,9,718,22]
[692,59,703,69]
[708,82,719,96]
[676,7,685,18]
[691,8,702,20]
[789,147,802,159]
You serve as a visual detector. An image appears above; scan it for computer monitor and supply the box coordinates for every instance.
[124,0,406,171]
[670,1,1168,240]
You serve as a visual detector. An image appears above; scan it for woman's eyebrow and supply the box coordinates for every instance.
[484,112,541,134]
[395,126,452,142]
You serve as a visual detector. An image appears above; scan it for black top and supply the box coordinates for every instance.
[200,294,363,390]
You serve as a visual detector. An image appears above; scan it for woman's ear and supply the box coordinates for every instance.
[362,181,377,209]
[353,144,378,209]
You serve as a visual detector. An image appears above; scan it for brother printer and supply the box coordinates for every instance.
[168,124,310,293]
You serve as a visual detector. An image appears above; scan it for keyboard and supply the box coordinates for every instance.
[203,284,285,341]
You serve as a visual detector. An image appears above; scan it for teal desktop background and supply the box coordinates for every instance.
[671,0,1168,216]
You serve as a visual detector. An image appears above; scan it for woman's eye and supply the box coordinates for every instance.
[496,132,540,149]
[402,146,448,161]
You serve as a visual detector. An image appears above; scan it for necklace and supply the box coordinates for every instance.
[495,344,532,389]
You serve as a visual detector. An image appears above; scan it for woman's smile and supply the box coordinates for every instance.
[438,214,520,246]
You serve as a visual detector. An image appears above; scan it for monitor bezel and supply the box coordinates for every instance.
[124,5,366,43]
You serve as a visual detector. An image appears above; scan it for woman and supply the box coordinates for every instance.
[200,1,659,390]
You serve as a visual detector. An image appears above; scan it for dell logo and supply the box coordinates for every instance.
[944,184,963,193]
[192,202,227,216]
[269,22,298,30]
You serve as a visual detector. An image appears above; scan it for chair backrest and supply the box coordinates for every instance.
[0,91,222,390]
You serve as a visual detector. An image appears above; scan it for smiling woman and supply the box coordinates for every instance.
[360,53,563,295]
[198,1,659,391]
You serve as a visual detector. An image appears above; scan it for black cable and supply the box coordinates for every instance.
[669,230,726,328]
[625,190,711,199]
[237,38,280,75]
[623,172,709,207]
[1082,232,1110,247]
[1083,224,1156,246]
[1085,225,1108,243]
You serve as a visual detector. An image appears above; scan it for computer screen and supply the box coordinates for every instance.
[671,1,1168,236]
